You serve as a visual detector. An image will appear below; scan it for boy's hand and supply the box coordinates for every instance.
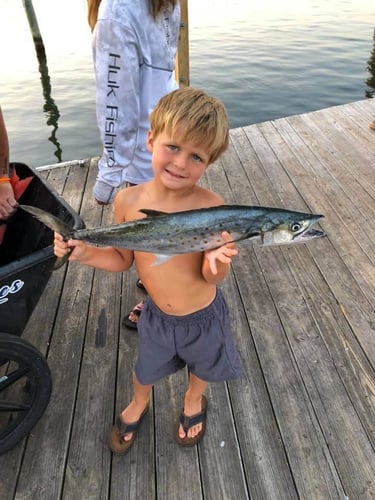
[54,232,87,261]
[204,231,238,275]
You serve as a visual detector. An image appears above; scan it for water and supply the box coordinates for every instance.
[1,0,374,167]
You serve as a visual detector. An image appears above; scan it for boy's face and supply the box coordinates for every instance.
[147,129,211,189]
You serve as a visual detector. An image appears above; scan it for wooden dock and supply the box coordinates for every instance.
[1,99,374,499]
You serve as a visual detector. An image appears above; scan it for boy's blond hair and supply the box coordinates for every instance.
[149,87,229,164]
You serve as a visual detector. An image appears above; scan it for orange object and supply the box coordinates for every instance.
[0,167,34,245]
[10,169,33,199]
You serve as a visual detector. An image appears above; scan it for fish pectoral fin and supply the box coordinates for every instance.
[151,253,173,266]
[139,209,168,217]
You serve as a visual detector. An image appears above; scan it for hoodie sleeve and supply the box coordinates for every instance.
[92,19,141,168]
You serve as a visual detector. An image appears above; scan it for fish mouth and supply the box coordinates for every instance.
[296,228,326,241]
[260,226,326,246]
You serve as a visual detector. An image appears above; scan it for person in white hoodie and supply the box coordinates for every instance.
[87,0,180,204]
[88,0,180,328]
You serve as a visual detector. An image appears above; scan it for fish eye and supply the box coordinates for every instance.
[291,222,302,232]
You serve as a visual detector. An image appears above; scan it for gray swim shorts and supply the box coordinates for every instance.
[135,289,243,385]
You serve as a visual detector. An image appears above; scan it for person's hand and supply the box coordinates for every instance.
[54,232,88,261]
[204,231,238,275]
[0,182,17,220]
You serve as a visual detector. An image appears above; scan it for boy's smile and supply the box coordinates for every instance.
[147,130,210,188]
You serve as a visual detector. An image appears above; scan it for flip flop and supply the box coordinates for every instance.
[176,396,208,447]
[108,406,148,455]
[122,301,144,330]
[136,278,146,290]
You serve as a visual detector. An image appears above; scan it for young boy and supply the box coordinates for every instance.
[54,87,243,454]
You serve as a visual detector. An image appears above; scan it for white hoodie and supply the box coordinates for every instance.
[93,0,180,189]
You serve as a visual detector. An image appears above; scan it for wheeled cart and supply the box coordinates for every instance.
[0,163,83,454]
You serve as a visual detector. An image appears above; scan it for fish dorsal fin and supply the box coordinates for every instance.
[139,209,168,217]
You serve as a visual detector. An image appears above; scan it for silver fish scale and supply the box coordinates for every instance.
[75,209,258,254]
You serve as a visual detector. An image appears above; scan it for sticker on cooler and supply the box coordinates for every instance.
[0,279,25,304]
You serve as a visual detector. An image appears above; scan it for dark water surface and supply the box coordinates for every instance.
[1,0,374,167]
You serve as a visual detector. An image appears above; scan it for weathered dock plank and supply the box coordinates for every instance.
[209,150,348,498]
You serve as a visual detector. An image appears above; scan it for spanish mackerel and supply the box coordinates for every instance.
[20,204,325,265]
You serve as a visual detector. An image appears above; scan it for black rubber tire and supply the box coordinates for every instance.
[0,332,52,455]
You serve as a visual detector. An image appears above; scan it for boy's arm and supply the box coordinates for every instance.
[54,233,134,272]
[53,183,137,271]
[202,231,238,284]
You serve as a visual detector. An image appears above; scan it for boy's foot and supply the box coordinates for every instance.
[122,301,144,330]
[370,121,375,131]
[108,402,148,455]
[176,396,207,447]
[136,278,146,290]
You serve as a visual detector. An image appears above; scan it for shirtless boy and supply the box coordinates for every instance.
[54,87,242,454]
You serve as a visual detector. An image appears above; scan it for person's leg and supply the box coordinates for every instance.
[93,158,122,204]
[178,373,208,440]
[119,373,153,441]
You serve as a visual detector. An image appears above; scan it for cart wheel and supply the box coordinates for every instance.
[0,332,52,455]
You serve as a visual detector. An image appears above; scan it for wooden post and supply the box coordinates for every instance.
[22,0,47,61]
[22,0,62,161]
[176,0,190,87]
[365,28,375,98]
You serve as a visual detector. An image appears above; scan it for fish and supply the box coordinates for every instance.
[19,204,326,265]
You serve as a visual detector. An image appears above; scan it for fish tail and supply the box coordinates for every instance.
[20,204,73,239]
[53,253,71,270]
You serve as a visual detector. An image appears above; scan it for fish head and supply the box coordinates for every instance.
[261,213,326,246]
